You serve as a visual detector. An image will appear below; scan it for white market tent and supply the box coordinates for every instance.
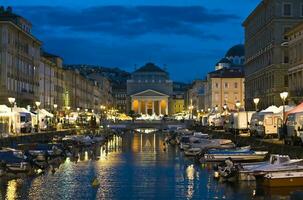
[260,105,279,113]
[39,109,54,118]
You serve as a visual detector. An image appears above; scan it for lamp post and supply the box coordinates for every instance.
[188,105,194,119]
[253,98,260,112]
[53,104,58,129]
[235,101,241,112]
[8,97,15,134]
[280,92,288,137]
[35,101,41,132]
[66,106,71,126]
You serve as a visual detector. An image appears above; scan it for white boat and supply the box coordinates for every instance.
[204,150,268,162]
[238,155,303,181]
[190,139,235,151]
[261,171,303,187]
[193,132,209,139]
[184,148,201,156]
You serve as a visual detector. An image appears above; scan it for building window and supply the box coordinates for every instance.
[283,3,292,16]
[215,83,219,88]
[234,82,238,88]
[224,83,228,88]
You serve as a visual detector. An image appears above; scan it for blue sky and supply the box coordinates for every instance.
[2,0,260,82]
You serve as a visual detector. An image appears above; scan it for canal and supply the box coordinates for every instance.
[0,132,303,200]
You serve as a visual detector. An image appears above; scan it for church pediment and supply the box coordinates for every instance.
[131,89,169,97]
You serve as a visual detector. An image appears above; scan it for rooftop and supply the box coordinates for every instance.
[134,63,166,73]
[208,67,244,78]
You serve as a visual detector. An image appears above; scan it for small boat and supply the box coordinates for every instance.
[193,132,209,139]
[238,155,303,181]
[191,139,235,152]
[215,154,303,181]
[204,150,268,162]
[184,148,202,156]
[261,171,303,187]
[0,150,32,177]
[179,136,191,150]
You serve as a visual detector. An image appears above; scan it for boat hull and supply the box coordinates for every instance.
[204,153,267,162]
[263,176,303,187]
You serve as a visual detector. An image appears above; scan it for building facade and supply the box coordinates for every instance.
[205,45,245,111]
[287,22,303,104]
[39,52,65,110]
[243,0,303,110]
[113,86,127,113]
[0,7,41,107]
[187,80,206,112]
[127,63,173,115]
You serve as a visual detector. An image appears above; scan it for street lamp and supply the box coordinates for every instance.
[253,98,260,112]
[8,97,15,134]
[53,104,58,129]
[188,105,194,119]
[35,101,41,132]
[280,92,289,123]
[235,101,241,111]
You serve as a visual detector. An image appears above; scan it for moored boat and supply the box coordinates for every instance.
[261,171,303,187]
[184,148,202,156]
[204,150,268,162]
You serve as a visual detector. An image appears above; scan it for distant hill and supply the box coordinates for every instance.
[64,64,131,89]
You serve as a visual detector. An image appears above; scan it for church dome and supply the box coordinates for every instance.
[216,58,232,65]
[135,63,166,73]
[225,44,245,58]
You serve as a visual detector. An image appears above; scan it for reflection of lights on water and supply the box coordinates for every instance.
[65,157,71,165]
[186,164,195,199]
[153,134,156,153]
[253,190,256,196]
[186,164,195,180]
[6,179,18,200]
[140,134,142,152]
[84,151,89,161]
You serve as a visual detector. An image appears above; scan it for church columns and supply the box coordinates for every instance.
[145,101,147,114]
[152,101,155,114]
[138,101,141,114]
[159,101,161,115]
[165,100,168,115]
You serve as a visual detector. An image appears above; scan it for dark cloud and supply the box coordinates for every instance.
[15,5,239,38]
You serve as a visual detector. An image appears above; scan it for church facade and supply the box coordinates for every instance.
[126,63,173,116]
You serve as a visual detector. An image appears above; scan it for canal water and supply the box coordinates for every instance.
[1,132,303,200]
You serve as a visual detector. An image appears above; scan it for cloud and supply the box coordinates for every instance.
[14,5,239,38]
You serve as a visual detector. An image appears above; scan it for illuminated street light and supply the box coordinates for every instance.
[253,98,260,111]
[280,91,289,125]
[77,107,80,112]
[8,97,15,134]
[235,101,241,111]
[35,101,41,132]
[53,104,58,129]
[223,104,227,110]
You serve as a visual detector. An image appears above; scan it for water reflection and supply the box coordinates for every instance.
[0,132,302,199]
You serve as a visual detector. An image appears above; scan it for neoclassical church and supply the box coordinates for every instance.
[126,63,173,116]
